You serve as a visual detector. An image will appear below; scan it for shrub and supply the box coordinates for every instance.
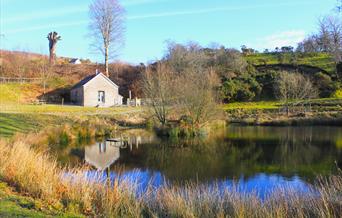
[221,78,261,102]
[145,118,154,131]
[332,89,342,98]
[168,127,181,138]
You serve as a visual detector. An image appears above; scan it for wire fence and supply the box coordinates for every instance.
[0,77,42,83]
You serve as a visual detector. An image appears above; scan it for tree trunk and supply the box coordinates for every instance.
[105,46,109,77]
[49,44,56,65]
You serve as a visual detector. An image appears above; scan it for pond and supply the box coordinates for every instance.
[55,125,342,198]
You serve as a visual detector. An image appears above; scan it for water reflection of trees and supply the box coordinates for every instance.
[118,126,342,182]
[54,126,342,183]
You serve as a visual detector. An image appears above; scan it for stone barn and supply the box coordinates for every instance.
[70,71,123,107]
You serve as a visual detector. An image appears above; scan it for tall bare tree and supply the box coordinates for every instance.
[319,16,342,79]
[298,16,342,79]
[89,0,125,77]
[142,63,177,125]
[164,41,209,74]
[176,68,220,128]
[143,60,220,129]
[37,58,51,98]
[275,71,317,116]
[337,0,342,12]
[47,32,61,65]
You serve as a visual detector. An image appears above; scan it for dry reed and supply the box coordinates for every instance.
[0,138,341,217]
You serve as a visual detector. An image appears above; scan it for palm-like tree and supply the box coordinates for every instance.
[47,32,61,65]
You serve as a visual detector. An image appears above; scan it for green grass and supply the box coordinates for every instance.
[0,113,69,138]
[0,104,143,138]
[223,98,342,111]
[246,52,335,73]
[0,113,45,137]
[0,83,27,104]
[0,104,141,114]
[0,181,83,217]
[223,101,280,110]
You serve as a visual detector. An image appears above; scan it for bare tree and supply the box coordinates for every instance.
[89,0,125,77]
[319,16,342,53]
[213,48,247,79]
[164,41,209,74]
[155,41,222,129]
[275,72,318,116]
[33,57,51,98]
[298,16,342,79]
[47,32,61,65]
[176,68,220,128]
[296,36,320,53]
[336,0,342,12]
[143,61,221,130]
[142,63,177,126]
[319,16,342,79]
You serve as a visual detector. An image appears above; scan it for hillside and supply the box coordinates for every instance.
[0,50,143,102]
[0,50,339,104]
[246,52,335,75]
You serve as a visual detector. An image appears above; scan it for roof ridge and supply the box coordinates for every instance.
[71,72,119,89]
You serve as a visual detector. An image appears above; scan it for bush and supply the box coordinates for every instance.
[314,72,336,97]
[168,127,181,138]
[221,78,261,102]
[332,89,342,98]
[145,118,154,131]
[47,76,67,88]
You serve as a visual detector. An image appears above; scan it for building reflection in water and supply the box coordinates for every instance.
[85,141,120,171]
[84,132,155,171]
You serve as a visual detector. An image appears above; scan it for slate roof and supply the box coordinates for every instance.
[71,74,97,89]
[71,72,119,90]
[69,58,81,64]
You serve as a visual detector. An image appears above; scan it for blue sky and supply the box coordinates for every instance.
[0,0,337,64]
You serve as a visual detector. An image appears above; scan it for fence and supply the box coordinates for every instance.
[127,98,142,107]
[0,77,42,83]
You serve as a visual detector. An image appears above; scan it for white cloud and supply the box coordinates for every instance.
[252,30,306,50]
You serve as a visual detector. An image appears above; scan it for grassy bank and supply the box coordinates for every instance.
[224,98,342,126]
[0,112,73,138]
[0,103,141,114]
[0,138,341,217]
[0,83,44,104]
[0,181,84,217]
[223,98,342,111]
[246,52,335,73]
[0,103,146,138]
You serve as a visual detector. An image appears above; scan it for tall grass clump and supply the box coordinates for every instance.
[0,137,341,217]
[0,139,143,217]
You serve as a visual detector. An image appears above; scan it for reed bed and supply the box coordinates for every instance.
[0,139,341,217]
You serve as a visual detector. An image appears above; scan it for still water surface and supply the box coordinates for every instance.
[57,125,342,197]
